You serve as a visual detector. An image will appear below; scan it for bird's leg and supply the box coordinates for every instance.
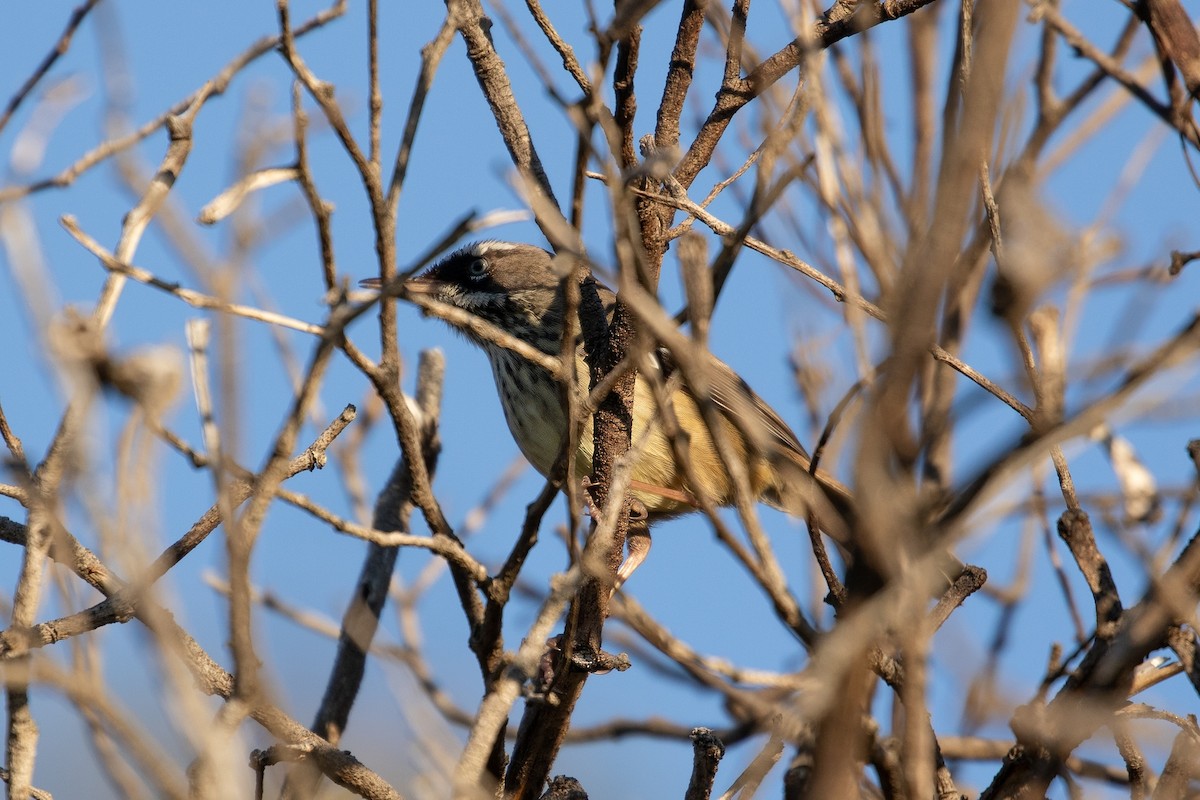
[580,478,652,589]
[615,499,650,590]
[579,475,603,521]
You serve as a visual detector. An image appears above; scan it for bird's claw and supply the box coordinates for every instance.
[578,479,653,588]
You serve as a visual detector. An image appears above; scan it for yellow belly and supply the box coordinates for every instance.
[490,349,773,518]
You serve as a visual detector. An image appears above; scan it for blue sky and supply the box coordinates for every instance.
[2,1,1199,798]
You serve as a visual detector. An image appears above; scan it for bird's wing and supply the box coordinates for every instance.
[651,345,812,466]
[582,274,822,475]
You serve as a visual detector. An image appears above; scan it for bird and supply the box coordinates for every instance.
[362,241,854,584]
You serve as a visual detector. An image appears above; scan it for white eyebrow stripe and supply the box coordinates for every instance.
[473,240,518,254]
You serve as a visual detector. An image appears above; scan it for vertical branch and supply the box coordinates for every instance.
[569,119,592,229]
[502,269,635,799]
[640,0,706,269]
[368,0,382,170]
[443,3,642,794]
[291,82,337,291]
[281,0,459,574]
[907,5,938,235]
[858,0,1019,578]
[654,0,705,154]
[613,27,640,170]
[899,619,936,799]
[5,510,50,799]
[1141,0,1200,112]
[213,308,363,780]
[277,0,402,379]
[387,13,456,214]
[6,95,200,800]
[94,114,195,327]
[685,728,725,800]
[447,0,559,212]
[282,352,445,799]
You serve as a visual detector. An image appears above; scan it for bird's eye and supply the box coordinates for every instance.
[468,257,489,278]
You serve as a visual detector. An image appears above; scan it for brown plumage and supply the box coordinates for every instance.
[365,241,854,579]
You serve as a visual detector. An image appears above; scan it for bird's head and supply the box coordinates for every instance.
[361,241,566,346]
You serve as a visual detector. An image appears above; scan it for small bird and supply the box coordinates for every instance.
[362,241,853,582]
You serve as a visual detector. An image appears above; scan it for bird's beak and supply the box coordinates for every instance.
[403,275,443,297]
[358,274,444,297]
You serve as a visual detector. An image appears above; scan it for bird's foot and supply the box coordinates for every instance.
[578,479,653,588]
[578,479,650,523]
[579,476,603,520]
[616,507,651,590]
